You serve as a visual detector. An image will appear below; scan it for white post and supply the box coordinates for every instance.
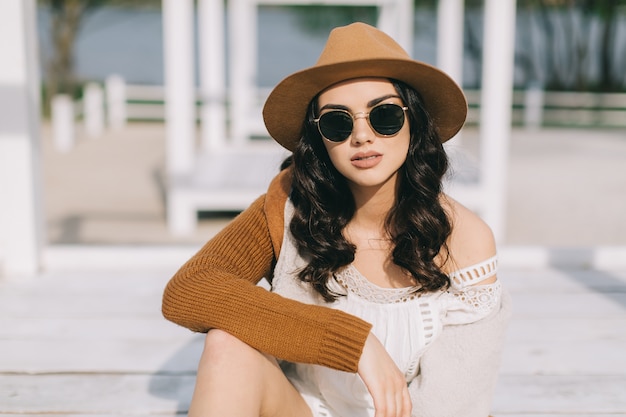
[105,74,126,130]
[0,0,44,275]
[198,0,226,150]
[378,0,414,53]
[162,0,196,176]
[52,94,75,152]
[83,82,104,137]
[437,0,465,145]
[479,0,517,243]
[437,0,464,87]
[228,0,256,145]
[398,0,414,54]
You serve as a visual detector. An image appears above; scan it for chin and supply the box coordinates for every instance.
[348,173,398,190]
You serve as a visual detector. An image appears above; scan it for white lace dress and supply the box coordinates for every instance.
[272,201,501,417]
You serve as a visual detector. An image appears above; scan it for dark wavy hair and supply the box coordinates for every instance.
[286,79,452,302]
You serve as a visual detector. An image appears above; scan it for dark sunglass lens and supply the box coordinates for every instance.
[319,111,353,142]
[370,104,405,136]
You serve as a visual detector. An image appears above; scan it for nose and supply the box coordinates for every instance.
[351,112,374,145]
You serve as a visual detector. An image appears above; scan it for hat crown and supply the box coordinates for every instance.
[263,22,467,151]
[316,22,410,66]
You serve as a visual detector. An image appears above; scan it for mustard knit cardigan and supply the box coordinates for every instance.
[162,168,512,417]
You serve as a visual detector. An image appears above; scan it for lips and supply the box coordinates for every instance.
[351,151,382,168]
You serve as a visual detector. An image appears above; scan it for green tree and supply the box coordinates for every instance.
[38,0,159,110]
[286,4,377,35]
[518,0,626,91]
[40,0,104,104]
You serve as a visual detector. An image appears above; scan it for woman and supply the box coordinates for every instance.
[162,22,510,417]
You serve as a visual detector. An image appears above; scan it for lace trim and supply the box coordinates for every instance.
[448,255,498,289]
[450,280,502,314]
[335,255,499,304]
[335,266,421,304]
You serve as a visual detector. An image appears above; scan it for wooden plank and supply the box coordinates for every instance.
[3,374,625,415]
[504,317,626,343]
[0,338,202,374]
[505,292,626,318]
[494,414,624,417]
[492,375,626,414]
[0,270,172,318]
[0,374,193,414]
[500,268,626,292]
[501,268,626,318]
[0,269,174,295]
[0,318,200,371]
[500,318,626,375]
[0,290,163,317]
[0,317,193,340]
[0,415,182,417]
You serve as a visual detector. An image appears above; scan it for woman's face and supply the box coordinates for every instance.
[317,78,410,193]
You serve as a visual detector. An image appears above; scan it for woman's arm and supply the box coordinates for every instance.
[162,194,275,332]
[162,193,372,373]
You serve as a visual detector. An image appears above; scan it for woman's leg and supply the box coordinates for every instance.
[188,329,314,417]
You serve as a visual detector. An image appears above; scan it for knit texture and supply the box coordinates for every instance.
[162,168,372,372]
[409,290,512,417]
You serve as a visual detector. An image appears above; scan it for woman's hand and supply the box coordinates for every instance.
[358,332,412,417]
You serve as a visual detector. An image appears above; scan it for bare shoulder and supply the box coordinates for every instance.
[439,193,497,275]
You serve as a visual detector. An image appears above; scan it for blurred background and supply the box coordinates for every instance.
[37,0,626,254]
[1,2,625,414]
[34,0,626,252]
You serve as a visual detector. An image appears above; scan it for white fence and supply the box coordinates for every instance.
[121,82,626,128]
[50,76,626,153]
[465,90,626,129]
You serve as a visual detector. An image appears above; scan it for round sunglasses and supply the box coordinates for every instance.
[313,103,408,143]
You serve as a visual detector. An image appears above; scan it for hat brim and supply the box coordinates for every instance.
[263,58,467,152]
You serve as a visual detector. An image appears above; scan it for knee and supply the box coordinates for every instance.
[204,328,239,348]
[201,329,255,364]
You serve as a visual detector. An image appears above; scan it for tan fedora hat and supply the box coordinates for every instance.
[262,22,467,152]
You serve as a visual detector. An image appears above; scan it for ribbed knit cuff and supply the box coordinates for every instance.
[317,312,372,372]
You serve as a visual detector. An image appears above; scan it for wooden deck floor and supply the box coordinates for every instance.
[1,258,625,416]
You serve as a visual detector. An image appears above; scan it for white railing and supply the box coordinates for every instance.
[467,90,626,128]
[120,81,626,128]
[51,76,626,153]
[50,74,626,154]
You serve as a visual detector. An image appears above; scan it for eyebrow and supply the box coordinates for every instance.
[367,94,401,107]
[319,94,402,112]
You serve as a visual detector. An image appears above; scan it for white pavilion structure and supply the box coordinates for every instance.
[0,0,517,275]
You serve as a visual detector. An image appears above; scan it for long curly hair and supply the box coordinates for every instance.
[287,79,452,302]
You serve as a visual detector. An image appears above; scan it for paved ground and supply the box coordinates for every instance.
[0,123,624,415]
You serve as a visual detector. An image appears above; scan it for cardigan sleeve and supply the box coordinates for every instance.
[408,289,512,417]
[162,177,372,373]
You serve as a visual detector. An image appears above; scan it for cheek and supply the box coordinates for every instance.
[323,141,344,166]
[394,131,411,159]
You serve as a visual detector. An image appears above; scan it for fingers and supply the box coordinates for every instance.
[359,333,412,417]
[371,379,411,417]
[401,385,412,417]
